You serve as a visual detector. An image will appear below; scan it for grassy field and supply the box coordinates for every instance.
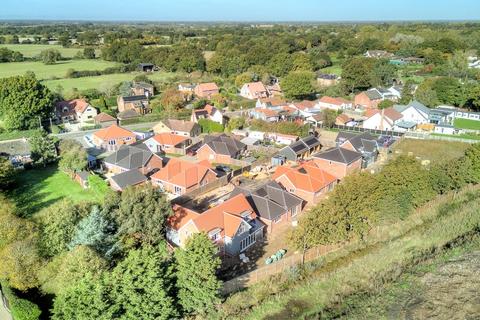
[44,71,181,91]
[0,129,38,141]
[393,138,470,164]
[431,132,480,141]
[220,186,480,319]
[6,165,108,215]
[0,60,119,80]
[454,118,480,130]
[1,44,84,58]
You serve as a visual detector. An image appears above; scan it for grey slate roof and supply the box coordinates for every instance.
[394,100,430,115]
[230,181,303,221]
[202,134,246,157]
[336,132,378,154]
[313,147,362,164]
[104,143,153,170]
[281,135,321,156]
[365,89,383,100]
[117,109,140,119]
[110,169,147,190]
[121,95,148,102]
[77,170,90,181]
[0,139,31,156]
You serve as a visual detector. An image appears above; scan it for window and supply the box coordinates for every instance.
[238,222,249,234]
[273,215,282,224]
[291,206,299,217]
[240,233,256,251]
[210,232,220,241]
[174,186,182,195]
[108,140,116,145]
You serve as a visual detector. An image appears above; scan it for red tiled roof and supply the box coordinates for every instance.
[196,83,219,92]
[151,133,189,147]
[273,161,337,193]
[151,158,215,189]
[365,107,403,122]
[244,82,268,95]
[169,194,256,238]
[56,99,91,115]
[336,114,352,124]
[93,124,135,141]
[293,100,317,110]
[94,112,116,122]
[254,108,279,117]
[319,96,351,106]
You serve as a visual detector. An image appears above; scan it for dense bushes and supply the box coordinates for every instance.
[198,119,224,133]
[65,64,136,78]
[0,282,41,320]
[250,119,309,137]
[292,144,480,250]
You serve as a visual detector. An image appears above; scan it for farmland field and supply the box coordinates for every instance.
[393,138,470,164]
[44,71,182,91]
[1,44,84,58]
[0,60,119,80]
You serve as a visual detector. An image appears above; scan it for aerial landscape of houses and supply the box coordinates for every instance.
[0,1,479,320]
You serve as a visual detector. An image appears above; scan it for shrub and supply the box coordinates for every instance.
[198,119,224,133]
[1,282,41,320]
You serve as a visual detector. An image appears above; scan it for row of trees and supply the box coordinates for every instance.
[291,144,480,250]
[0,182,223,319]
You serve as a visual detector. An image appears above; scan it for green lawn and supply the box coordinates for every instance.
[1,44,84,58]
[0,60,119,80]
[6,165,108,215]
[0,129,38,141]
[44,71,181,92]
[454,118,480,130]
[431,133,480,141]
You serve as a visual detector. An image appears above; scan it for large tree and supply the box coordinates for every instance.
[40,49,62,65]
[108,184,173,244]
[281,71,315,99]
[341,57,375,93]
[175,233,221,316]
[29,130,57,167]
[107,243,178,320]
[58,140,87,177]
[0,73,54,130]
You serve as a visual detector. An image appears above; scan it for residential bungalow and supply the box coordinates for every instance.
[255,97,287,110]
[167,194,265,255]
[272,161,338,204]
[335,132,379,168]
[277,135,321,162]
[434,123,456,135]
[151,158,217,196]
[312,147,363,179]
[269,133,299,146]
[196,134,246,164]
[110,169,148,191]
[317,96,353,111]
[191,104,224,125]
[194,83,219,99]
[92,124,137,152]
[153,119,200,137]
[132,82,154,98]
[55,99,98,124]
[94,112,117,128]
[103,142,163,175]
[116,109,140,122]
[362,108,403,131]
[117,95,150,115]
[230,181,304,233]
[393,101,430,125]
[355,87,400,110]
[290,100,320,119]
[317,73,340,87]
[240,82,269,100]
[250,108,280,122]
[145,133,191,155]
[335,114,356,126]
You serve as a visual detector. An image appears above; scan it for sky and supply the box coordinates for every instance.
[1,0,479,22]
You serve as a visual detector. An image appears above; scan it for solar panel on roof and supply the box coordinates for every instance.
[291,143,307,153]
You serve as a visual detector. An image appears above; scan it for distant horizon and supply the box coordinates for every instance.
[1,0,479,22]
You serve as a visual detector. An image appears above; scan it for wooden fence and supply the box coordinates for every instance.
[222,243,340,295]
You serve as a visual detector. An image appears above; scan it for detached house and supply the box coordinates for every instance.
[153,119,201,137]
[312,147,363,179]
[335,132,379,168]
[363,108,403,131]
[94,112,117,128]
[103,142,163,175]
[256,97,287,110]
[110,169,148,191]
[290,100,320,118]
[145,133,191,155]
[117,95,150,115]
[167,194,265,255]
[191,104,224,125]
[393,101,430,125]
[230,181,304,233]
[355,88,401,110]
[240,82,269,100]
[151,158,217,196]
[194,83,219,99]
[317,96,353,111]
[196,134,246,164]
[55,99,98,124]
[272,161,338,204]
[92,124,136,152]
[250,108,280,122]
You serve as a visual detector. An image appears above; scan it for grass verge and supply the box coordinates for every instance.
[217,186,480,319]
